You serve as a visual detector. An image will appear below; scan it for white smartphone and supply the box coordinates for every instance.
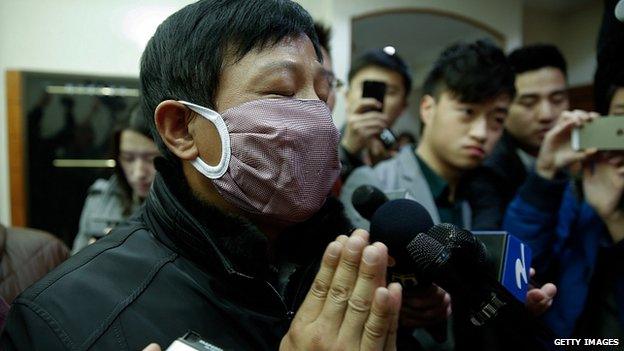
[571,116,624,151]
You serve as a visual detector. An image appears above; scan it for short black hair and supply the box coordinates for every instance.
[507,44,567,77]
[348,48,412,96]
[140,0,321,162]
[314,22,331,56]
[603,72,624,114]
[422,39,515,103]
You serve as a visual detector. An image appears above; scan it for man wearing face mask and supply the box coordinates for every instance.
[1,1,402,350]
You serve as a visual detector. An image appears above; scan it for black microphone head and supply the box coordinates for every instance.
[351,185,389,220]
[369,199,434,267]
[426,223,488,267]
[406,233,449,278]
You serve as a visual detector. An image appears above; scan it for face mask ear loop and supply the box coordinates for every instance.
[178,100,231,179]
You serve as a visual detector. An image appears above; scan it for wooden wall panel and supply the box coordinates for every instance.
[568,84,594,112]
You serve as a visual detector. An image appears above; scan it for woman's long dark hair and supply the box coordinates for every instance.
[112,104,154,215]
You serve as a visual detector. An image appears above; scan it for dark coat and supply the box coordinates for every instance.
[1,161,352,350]
[0,224,68,304]
[467,131,529,230]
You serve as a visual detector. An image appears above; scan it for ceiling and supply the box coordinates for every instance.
[352,12,501,73]
[524,0,597,12]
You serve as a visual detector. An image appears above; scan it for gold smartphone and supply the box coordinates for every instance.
[571,116,624,151]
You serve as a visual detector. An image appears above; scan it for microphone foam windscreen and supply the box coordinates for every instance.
[369,199,434,266]
[616,0,624,22]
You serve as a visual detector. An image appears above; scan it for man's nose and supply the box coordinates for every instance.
[469,116,488,142]
[537,100,557,123]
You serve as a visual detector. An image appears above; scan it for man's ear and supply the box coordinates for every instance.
[420,94,436,126]
[155,100,198,161]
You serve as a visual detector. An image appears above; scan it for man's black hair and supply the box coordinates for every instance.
[314,22,331,56]
[603,72,624,114]
[422,39,515,103]
[507,43,567,77]
[140,0,321,162]
[348,48,413,97]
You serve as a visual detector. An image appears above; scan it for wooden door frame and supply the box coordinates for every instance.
[6,70,27,226]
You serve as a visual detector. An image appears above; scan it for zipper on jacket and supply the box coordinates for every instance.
[230,263,297,320]
[263,280,292,318]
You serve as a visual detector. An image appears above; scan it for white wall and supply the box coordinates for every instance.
[523,2,603,87]
[322,0,523,128]
[0,0,523,225]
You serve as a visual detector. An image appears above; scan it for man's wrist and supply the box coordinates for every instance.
[536,165,556,180]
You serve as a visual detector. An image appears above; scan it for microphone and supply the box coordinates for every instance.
[406,224,555,343]
[616,0,624,22]
[426,224,533,303]
[358,193,447,343]
[368,200,507,325]
[352,185,532,304]
[407,227,555,348]
[352,185,553,344]
[351,185,388,222]
[368,199,530,324]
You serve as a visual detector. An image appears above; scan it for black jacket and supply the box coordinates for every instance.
[467,132,528,230]
[1,160,352,350]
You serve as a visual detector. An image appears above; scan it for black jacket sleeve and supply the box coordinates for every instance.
[1,301,70,350]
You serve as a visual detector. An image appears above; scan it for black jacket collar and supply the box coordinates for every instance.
[484,131,527,185]
[142,158,353,280]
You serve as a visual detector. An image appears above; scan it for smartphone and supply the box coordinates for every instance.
[362,80,386,112]
[361,80,397,148]
[571,116,624,151]
[166,331,224,351]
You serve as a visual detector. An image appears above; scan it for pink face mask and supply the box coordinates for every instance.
[180,98,341,223]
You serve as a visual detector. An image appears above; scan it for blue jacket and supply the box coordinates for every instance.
[503,172,624,337]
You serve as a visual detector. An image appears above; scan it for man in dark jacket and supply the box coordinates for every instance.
[1,1,403,350]
[470,44,570,229]
[504,109,624,338]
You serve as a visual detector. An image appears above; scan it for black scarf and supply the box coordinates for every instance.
[143,157,353,281]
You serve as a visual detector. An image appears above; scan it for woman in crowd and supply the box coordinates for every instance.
[72,107,159,254]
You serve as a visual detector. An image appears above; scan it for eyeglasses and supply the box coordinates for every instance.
[325,70,344,90]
